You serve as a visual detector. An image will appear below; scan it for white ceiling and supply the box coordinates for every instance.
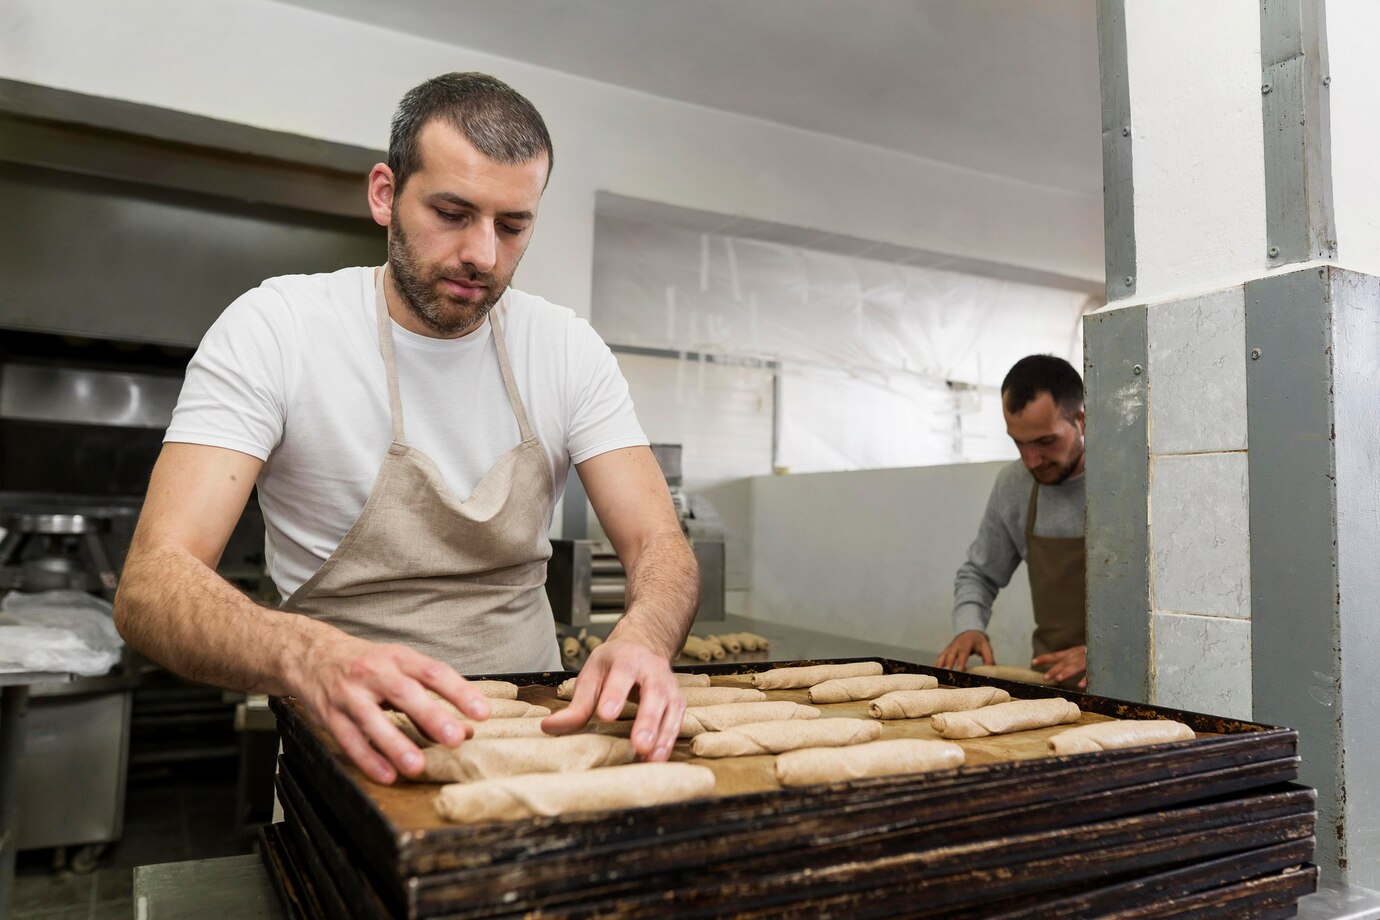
[278,0,1104,195]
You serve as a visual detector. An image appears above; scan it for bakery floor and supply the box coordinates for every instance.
[12,756,254,919]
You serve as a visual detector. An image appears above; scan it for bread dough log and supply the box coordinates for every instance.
[583,635,603,652]
[420,734,635,782]
[466,717,561,739]
[733,632,771,652]
[386,711,436,746]
[556,672,714,701]
[750,661,884,690]
[808,674,939,703]
[775,739,965,787]
[679,701,821,738]
[1049,719,1195,756]
[436,698,551,720]
[679,687,766,707]
[712,634,743,653]
[867,687,1012,720]
[679,636,715,662]
[434,762,716,824]
[690,718,881,758]
[968,665,1052,685]
[561,636,582,660]
[931,698,1082,739]
[432,682,517,701]
[701,636,727,659]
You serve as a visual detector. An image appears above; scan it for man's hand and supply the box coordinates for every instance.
[290,633,494,784]
[1032,645,1087,689]
[542,636,685,761]
[935,630,994,671]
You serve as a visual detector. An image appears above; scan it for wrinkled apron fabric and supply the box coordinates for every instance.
[1024,480,1087,660]
[281,267,561,674]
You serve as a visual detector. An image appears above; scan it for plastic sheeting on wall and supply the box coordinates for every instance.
[593,216,1095,472]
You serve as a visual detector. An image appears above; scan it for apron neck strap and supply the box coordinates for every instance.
[374,265,537,445]
[374,266,407,444]
[488,305,536,442]
[1024,479,1040,538]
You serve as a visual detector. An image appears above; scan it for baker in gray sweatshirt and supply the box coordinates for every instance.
[935,355,1087,688]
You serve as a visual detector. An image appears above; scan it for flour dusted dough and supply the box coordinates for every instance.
[749,662,884,690]
[434,763,717,823]
[775,739,965,786]
[1049,719,1195,755]
[968,665,1052,685]
[388,712,562,743]
[867,687,1011,720]
[931,698,1081,739]
[556,672,711,701]
[690,718,880,758]
[435,698,551,720]
[420,735,634,782]
[808,674,939,703]
[462,681,519,700]
[679,687,766,707]
[678,701,821,738]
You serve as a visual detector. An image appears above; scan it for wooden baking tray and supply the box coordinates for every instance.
[270,657,1312,918]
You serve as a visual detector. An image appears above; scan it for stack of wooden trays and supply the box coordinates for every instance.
[262,658,1317,918]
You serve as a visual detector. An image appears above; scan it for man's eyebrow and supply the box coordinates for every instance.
[428,192,533,220]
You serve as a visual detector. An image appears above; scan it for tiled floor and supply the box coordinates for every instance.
[13,759,256,920]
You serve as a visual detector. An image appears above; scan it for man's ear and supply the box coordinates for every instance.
[1073,406,1087,434]
[367,164,396,229]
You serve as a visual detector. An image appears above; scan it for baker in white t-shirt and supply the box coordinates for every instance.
[112,73,699,785]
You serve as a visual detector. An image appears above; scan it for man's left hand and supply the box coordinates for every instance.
[1031,645,1087,689]
[541,636,685,761]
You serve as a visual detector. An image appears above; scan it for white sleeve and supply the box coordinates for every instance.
[565,318,649,464]
[163,287,291,461]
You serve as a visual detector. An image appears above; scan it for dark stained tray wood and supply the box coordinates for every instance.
[268,656,1311,918]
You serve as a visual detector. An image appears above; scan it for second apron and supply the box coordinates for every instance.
[1024,480,1087,660]
[281,266,562,674]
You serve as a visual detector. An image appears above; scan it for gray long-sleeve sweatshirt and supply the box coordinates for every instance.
[952,460,1086,635]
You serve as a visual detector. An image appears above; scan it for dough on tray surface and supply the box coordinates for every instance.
[690,718,880,758]
[749,661,884,690]
[434,763,716,823]
[808,674,939,703]
[930,698,1081,740]
[867,686,1011,720]
[1049,719,1195,755]
[775,739,965,786]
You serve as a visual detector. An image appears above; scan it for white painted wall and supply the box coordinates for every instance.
[1121,0,1267,305]
[0,0,1103,324]
[1325,0,1380,280]
[748,461,1036,666]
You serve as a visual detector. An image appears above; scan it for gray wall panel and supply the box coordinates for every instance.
[1097,0,1135,302]
[1083,305,1149,701]
[1245,266,1341,873]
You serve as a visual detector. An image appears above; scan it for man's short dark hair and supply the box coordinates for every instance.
[388,72,553,193]
[1001,355,1084,419]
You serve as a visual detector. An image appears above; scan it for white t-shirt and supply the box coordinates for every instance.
[166,266,647,597]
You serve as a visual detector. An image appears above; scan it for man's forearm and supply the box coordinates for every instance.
[609,531,699,659]
[113,543,330,696]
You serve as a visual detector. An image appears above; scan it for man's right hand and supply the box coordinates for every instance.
[934,630,995,671]
[289,633,494,784]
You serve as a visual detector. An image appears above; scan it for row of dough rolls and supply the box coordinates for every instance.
[557,672,712,700]
[931,698,1081,739]
[690,718,880,758]
[776,739,965,786]
[807,673,938,703]
[868,686,1010,720]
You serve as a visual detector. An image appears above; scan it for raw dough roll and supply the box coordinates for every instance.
[467,717,561,739]
[750,661,884,690]
[679,701,821,738]
[436,698,551,720]
[931,698,1082,739]
[561,636,582,660]
[776,739,965,787]
[690,718,881,758]
[421,735,635,782]
[1050,719,1195,755]
[386,711,438,747]
[679,687,766,707]
[808,674,939,703]
[556,672,714,701]
[968,665,1052,685]
[434,762,716,823]
[441,682,517,700]
[868,687,1011,720]
[680,636,717,662]
[712,634,743,653]
[583,635,603,652]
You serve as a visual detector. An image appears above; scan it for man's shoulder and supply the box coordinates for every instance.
[994,459,1034,493]
[254,266,370,312]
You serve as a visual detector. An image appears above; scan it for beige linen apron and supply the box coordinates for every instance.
[1024,481,1087,660]
[280,267,562,674]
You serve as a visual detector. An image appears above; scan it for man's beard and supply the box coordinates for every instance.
[387,214,509,337]
[1033,445,1085,485]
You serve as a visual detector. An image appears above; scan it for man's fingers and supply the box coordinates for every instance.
[626,675,676,756]
[979,641,995,666]
[650,688,685,762]
[594,663,639,723]
[402,653,491,723]
[325,709,398,785]
[543,657,608,733]
[350,698,428,779]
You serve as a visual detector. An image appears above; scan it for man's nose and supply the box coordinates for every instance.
[1019,446,1042,469]
[459,222,497,273]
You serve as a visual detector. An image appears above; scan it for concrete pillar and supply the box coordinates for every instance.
[1088,0,1380,883]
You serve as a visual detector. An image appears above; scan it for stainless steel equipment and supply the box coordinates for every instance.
[0,513,119,598]
[547,444,726,626]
